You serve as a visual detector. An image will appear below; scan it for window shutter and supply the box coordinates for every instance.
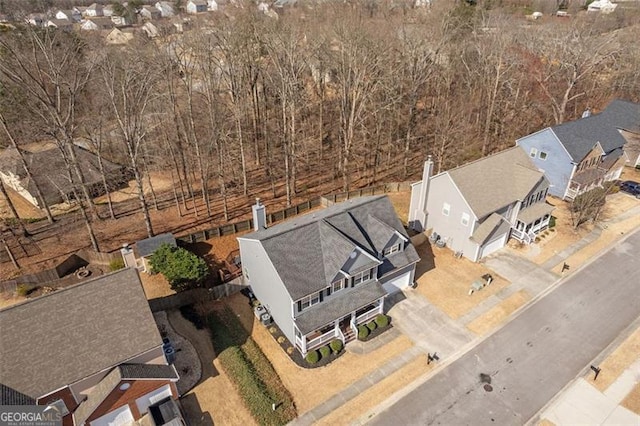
[297,301,302,312]
[326,287,331,296]
[319,292,324,302]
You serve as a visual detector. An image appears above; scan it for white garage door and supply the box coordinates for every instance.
[479,234,507,259]
[382,271,412,294]
[90,404,134,426]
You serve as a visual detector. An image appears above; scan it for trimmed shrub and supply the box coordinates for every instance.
[375,314,390,328]
[305,350,320,364]
[549,216,556,228]
[149,244,209,292]
[319,345,331,359]
[329,339,343,353]
[366,321,377,331]
[16,284,30,297]
[358,325,370,340]
[109,258,125,271]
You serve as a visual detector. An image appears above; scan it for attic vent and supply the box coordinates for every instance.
[350,251,357,259]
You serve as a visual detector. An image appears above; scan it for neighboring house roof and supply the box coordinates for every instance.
[600,99,640,133]
[517,202,555,225]
[0,268,162,400]
[242,195,419,300]
[446,147,546,220]
[0,145,127,206]
[137,233,177,258]
[73,363,178,425]
[1,384,36,405]
[471,213,512,244]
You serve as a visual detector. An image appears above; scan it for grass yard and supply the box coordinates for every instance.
[207,306,296,425]
[466,290,531,336]
[585,327,640,392]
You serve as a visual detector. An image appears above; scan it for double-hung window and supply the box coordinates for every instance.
[383,244,401,256]
[300,292,320,311]
[353,269,372,286]
[332,279,346,293]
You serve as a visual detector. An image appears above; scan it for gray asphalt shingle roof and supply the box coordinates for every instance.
[447,147,547,220]
[0,145,128,206]
[295,281,387,334]
[471,213,511,245]
[241,196,416,300]
[137,233,177,258]
[549,99,639,162]
[0,268,162,399]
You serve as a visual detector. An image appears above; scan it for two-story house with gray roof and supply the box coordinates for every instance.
[409,147,553,262]
[238,195,420,356]
[516,99,639,200]
[0,268,183,426]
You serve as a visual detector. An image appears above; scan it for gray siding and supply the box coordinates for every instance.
[238,239,295,344]
[425,174,480,259]
[516,129,574,198]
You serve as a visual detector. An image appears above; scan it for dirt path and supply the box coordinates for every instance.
[167,310,255,426]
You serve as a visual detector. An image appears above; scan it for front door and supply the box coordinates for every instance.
[339,315,351,333]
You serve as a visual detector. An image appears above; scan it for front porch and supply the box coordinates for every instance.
[294,299,384,355]
[512,203,554,244]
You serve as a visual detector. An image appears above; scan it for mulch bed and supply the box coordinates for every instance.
[265,320,345,369]
[359,321,394,342]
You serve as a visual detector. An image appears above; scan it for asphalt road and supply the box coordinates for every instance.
[369,229,640,426]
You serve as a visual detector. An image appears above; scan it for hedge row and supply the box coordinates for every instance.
[208,309,296,425]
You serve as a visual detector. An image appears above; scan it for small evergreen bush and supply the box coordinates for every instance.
[109,258,125,271]
[358,325,369,340]
[375,314,390,328]
[330,339,343,353]
[366,321,377,331]
[305,350,320,364]
[319,345,331,359]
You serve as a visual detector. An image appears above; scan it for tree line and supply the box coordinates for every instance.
[1,1,639,252]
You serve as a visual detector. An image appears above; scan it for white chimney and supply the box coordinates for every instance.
[408,155,433,232]
[252,198,267,231]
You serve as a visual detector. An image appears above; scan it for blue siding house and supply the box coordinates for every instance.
[516,100,638,200]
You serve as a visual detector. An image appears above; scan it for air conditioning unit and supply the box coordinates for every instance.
[260,313,272,326]
[164,347,176,364]
[254,305,267,319]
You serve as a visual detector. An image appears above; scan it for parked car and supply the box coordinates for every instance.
[619,180,640,197]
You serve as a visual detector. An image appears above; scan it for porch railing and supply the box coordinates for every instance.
[307,328,338,350]
[356,306,380,325]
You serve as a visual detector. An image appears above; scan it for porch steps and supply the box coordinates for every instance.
[343,329,355,342]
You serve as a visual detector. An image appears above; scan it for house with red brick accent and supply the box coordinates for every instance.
[0,268,183,426]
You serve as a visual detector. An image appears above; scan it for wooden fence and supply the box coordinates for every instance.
[148,278,246,312]
[0,249,119,293]
[176,181,411,244]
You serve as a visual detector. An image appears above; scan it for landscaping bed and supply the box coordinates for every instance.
[207,306,296,425]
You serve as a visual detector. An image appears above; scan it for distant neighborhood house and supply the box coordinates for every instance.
[0,144,131,209]
[409,148,553,262]
[0,268,183,426]
[516,99,639,200]
[239,196,420,355]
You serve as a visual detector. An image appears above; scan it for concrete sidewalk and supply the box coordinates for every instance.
[540,359,640,425]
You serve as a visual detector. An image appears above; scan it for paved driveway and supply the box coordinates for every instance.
[386,291,474,357]
[369,229,640,426]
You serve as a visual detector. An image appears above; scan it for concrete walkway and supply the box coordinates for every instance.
[540,359,640,425]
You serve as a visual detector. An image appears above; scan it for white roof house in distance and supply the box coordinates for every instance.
[0,268,182,426]
[122,233,177,273]
[238,196,420,355]
[186,0,208,13]
[409,147,553,261]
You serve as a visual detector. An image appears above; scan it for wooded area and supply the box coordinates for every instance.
[1,0,639,257]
